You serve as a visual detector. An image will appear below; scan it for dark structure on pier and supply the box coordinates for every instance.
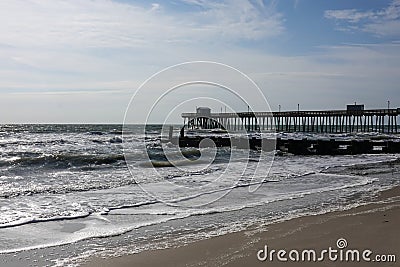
[182,105,399,134]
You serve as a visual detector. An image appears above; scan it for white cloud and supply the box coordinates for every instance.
[324,0,400,37]
[324,9,376,23]
[364,19,400,36]
[180,0,284,40]
[0,0,172,48]
[0,0,286,100]
[150,3,161,12]
[0,0,284,49]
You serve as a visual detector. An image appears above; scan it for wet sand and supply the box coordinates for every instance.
[85,186,400,267]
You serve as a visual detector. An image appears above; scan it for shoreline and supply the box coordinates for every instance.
[84,186,400,267]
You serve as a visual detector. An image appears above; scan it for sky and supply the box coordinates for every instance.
[0,0,399,123]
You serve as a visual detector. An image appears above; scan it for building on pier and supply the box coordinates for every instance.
[346,104,364,112]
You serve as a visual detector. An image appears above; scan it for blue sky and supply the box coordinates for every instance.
[0,0,399,123]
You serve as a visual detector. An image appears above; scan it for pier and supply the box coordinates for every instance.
[172,105,400,155]
[182,106,400,134]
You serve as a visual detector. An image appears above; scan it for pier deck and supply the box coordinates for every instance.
[182,108,399,133]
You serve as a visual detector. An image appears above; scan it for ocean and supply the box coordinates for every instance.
[0,124,399,266]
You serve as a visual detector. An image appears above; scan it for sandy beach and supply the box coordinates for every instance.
[85,186,400,267]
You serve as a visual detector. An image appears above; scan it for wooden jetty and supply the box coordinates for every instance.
[182,106,399,134]
[172,136,400,155]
